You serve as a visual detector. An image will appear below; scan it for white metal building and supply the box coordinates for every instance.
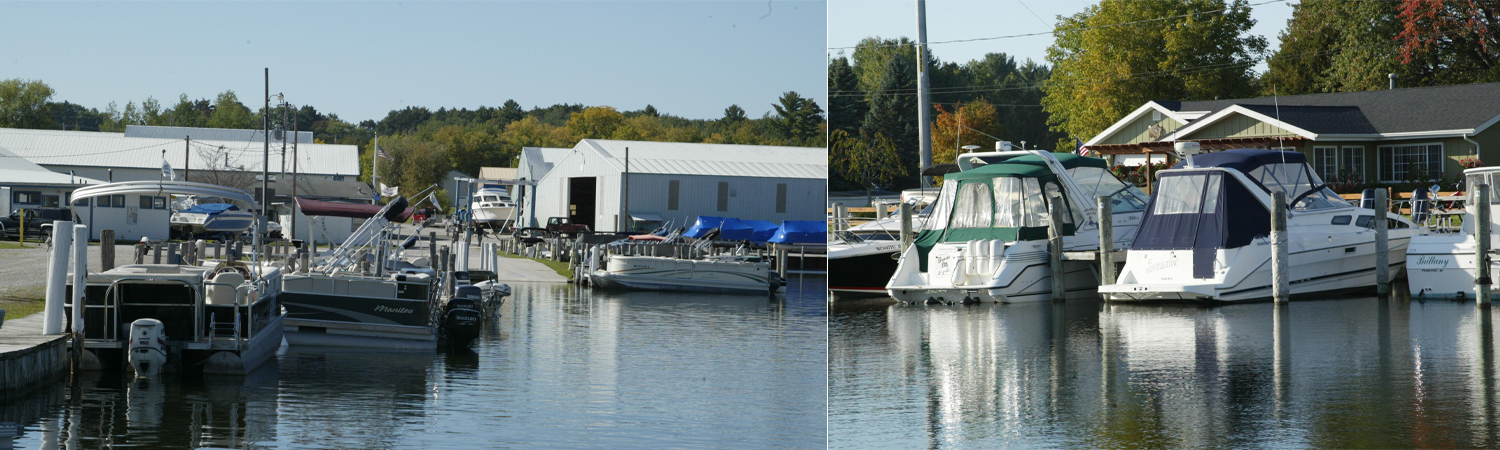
[531,140,827,233]
[0,145,168,241]
[516,147,571,228]
[0,127,360,183]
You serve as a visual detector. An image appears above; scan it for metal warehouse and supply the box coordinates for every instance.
[529,139,827,233]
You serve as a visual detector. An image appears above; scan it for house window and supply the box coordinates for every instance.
[111,195,125,208]
[668,180,680,211]
[1313,146,1338,180]
[12,191,40,205]
[776,184,788,214]
[1379,143,1443,182]
[717,182,729,212]
[42,195,60,208]
[1342,146,1366,182]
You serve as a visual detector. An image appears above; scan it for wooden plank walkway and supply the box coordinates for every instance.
[0,313,70,402]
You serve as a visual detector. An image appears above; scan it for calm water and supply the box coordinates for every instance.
[831,295,1500,449]
[4,279,828,449]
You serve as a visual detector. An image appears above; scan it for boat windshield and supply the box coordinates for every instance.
[1068,166,1149,212]
[1245,162,1350,210]
[951,183,994,229]
[992,178,1050,227]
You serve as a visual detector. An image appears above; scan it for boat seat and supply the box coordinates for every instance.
[207,271,245,305]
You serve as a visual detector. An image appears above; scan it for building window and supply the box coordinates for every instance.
[668,180,680,211]
[1379,143,1443,182]
[153,197,167,209]
[333,175,345,181]
[12,191,41,205]
[97,195,111,208]
[1312,146,1338,180]
[140,196,154,209]
[717,182,729,212]
[111,195,125,208]
[776,183,788,214]
[1342,146,1365,182]
[42,195,60,208]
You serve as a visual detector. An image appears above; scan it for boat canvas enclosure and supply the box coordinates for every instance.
[912,162,1080,271]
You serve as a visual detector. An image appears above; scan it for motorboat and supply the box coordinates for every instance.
[66,181,285,376]
[589,244,783,295]
[278,196,443,349]
[471,185,516,231]
[828,230,902,297]
[1099,148,1421,302]
[847,188,938,241]
[171,203,254,240]
[440,285,485,347]
[1406,167,1497,298]
[885,152,1114,303]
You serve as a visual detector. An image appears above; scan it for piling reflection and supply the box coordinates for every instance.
[831,297,1500,448]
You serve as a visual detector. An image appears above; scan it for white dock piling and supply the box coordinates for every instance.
[71,225,87,338]
[1375,188,1390,295]
[1098,196,1115,285]
[1478,184,1492,303]
[899,203,914,251]
[43,221,74,336]
[1271,191,1289,303]
[1046,194,1065,301]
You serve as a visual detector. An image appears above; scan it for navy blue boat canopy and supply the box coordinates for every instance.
[179,203,240,215]
[1133,171,1271,278]
[1175,148,1305,172]
[1175,148,1349,211]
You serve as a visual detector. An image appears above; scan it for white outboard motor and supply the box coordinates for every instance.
[128,318,168,377]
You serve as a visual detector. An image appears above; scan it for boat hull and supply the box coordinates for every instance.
[1406,233,1496,299]
[280,275,438,349]
[885,239,1100,304]
[590,255,780,295]
[829,242,900,297]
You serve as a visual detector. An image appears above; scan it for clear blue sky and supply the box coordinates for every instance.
[0,1,827,123]
[829,0,1297,73]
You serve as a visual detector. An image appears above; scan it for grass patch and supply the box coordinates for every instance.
[0,241,32,250]
[498,252,573,279]
[0,285,47,320]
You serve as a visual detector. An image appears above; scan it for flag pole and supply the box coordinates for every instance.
[373,133,379,204]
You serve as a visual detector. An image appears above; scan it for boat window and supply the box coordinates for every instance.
[1202,174,1222,213]
[924,180,958,231]
[1249,162,1350,210]
[1067,166,1149,212]
[1153,175,1206,215]
[1332,215,1352,225]
[1292,187,1350,211]
[992,177,1023,227]
[951,183,993,229]
[1023,178,1048,227]
[1043,182,1074,229]
[1356,215,1373,228]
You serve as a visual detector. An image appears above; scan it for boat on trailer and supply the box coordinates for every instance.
[66,181,285,376]
[1099,148,1421,302]
[1406,167,1498,298]
[471,185,517,231]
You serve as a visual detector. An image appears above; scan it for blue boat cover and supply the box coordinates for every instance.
[1173,148,1306,172]
[179,203,240,215]
[684,216,753,240]
[742,220,780,242]
[767,220,826,244]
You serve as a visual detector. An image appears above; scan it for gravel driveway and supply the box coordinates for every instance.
[0,243,134,297]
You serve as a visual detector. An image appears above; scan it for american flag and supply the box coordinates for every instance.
[376,144,394,162]
[1074,137,1089,156]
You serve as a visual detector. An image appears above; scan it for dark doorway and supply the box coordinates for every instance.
[568,177,597,230]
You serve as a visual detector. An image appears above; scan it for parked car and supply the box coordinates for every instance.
[545,217,591,237]
[0,208,79,242]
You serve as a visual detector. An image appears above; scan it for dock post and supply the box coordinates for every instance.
[134,242,144,264]
[214,241,222,260]
[43,221,73,335]
[1375,188,1390,295]
[1098,196,1115,285]
[877,203,889,222]
[1478,185,1492,303]
[1046,194,1066,302]
[100,230,115,271]
[429,232,438,267]
[152,243,163,264]
[1272,191,1290,303]
[196,240,206,265]
[899,203,914,251]
[71,224,88,370]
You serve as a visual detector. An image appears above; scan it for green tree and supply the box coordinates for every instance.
[830,130,904,192]
[770,91,824,144]
[861,55,919,188]
[498,99,525,125]
[207,91,255,129]
[721,104,747,124]
[827,56,865,136]
[1261,0,1407,94]
[0,78,57,129]
[1396,0,1500,85]
[1043,0,1266,143]
[566,106,625,140]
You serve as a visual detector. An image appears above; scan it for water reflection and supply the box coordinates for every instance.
[831,297,1500,448]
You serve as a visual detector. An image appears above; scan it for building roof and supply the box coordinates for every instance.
[268,175,374,201]
[0,145,104,187]
[1164,82,1500,135]
[478,167,517,180]
[125,125,314,144]
[575,139,826,179]
[0,127,359,176]
[518,147,571,180]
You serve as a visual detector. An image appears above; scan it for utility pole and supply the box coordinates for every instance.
[915,0,934,188]
[184,136,190,182]
[291,110,299,243]
[281,102,288,177]
[622,146,629,232]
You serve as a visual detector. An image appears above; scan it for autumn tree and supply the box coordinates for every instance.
[930,100,1005,168]
[1396,0,1500,85]
[1043,0,1265,145]
[566,106,625,140]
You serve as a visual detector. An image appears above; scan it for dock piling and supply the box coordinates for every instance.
[899,203,914,251]
[1046,194,1065,302]
[134,242,144,264]
[1272,191,1290,303]
[43,221,73,335]
[100,230,115,271]
[1478,184,1492,303]
[1098,196,1115,285]
[1375,188,1390,295]
[152,243,163,264]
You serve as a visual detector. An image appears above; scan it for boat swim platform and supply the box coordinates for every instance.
[0,313,71,402]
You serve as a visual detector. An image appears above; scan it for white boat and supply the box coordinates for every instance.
[66,181,285,375]
[1100,148,1421,302]
[1406,167,1497,298]
[170,202,255,240]
[828,231,902,297]
[590,251,783,295]
[886,151,1144,303]
[471,185,516,230]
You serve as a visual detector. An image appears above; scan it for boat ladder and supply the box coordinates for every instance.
[207,310,242,351]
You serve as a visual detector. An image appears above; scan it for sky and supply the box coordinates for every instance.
[828,0,1298,73]
[0,1,827,124]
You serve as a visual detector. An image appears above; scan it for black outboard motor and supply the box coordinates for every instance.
[442,285,484,348]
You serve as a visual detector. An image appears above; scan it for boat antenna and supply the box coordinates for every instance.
[1273,83,1286,164]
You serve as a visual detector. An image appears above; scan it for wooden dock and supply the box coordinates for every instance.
[0,313,70,402]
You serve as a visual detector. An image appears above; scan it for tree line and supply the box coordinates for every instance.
[832,0,1500,192]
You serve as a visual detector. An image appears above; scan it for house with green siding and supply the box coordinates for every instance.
[1082,82,1500,185]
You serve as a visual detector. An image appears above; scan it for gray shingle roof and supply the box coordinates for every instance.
[1236,105,1378,134]
[1164,82,1500,134]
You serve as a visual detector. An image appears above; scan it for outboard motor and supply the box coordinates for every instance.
[128,319,168,377]
[1411,187,1432,225]
[442,285,485,348]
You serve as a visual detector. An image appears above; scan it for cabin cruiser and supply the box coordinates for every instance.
[66,181,284,376]
[171,202,254,240]
[278,196,443,349]
[1406,167,1498,298]
[471,185,516,231]
[1100,148,1421,302]
[828,230,902,297]
[885,153,1113,303]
